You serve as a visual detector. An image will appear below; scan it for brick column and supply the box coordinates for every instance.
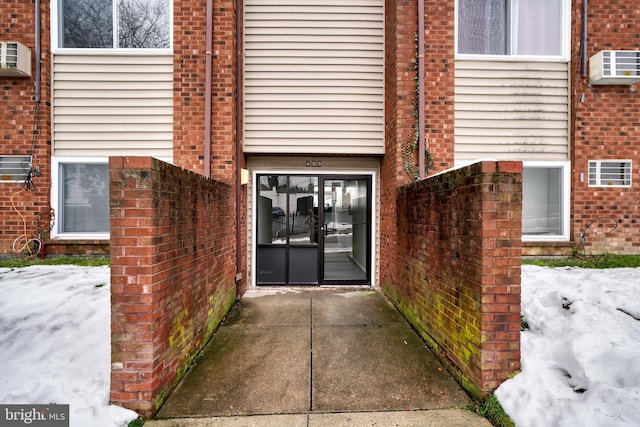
[109,156,237,417]
[386,160,522,399]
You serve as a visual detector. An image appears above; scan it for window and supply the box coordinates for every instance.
[53,160,109,237]
[257,175,319,246]
[522,162,569,241]
[0,156,32,182]
[57,0,171,49]
[457,0,566,58]
[588,160,632,187]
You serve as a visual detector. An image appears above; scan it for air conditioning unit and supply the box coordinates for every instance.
[590,50,640,85]
[0,41,31,77]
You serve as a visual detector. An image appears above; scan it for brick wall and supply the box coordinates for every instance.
[109,157,237,417]
[381,0,456,286]
[172,0,246,291]
[423,0,456,172]
[571,0,640,254]
[383,161,522,399]
[0,0,52,255]
[173,0,238,183]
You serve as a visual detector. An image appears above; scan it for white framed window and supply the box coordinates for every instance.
[456,0,569,60]
[0,156,32,183]
[588,160,632,188]
[522,161,570,241]
[51,158,110,239]
[54,0,172,50]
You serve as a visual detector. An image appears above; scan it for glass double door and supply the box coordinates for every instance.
[256,174,371,286]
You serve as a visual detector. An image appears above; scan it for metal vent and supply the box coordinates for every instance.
[0,41,31,77]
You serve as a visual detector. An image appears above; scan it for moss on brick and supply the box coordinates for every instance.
[384,162,521,400]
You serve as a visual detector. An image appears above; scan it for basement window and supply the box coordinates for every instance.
[522,161,570,241]
[588,160,632,187]
[51,158,110,239]
[0,156,32,182]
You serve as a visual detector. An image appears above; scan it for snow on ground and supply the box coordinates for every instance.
[0,264,638,427]
[496,265,640,427]
[0,265,138,427]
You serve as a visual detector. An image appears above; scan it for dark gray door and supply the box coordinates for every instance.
[256,174,371,286]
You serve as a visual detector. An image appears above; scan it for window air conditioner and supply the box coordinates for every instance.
[589,50,640,85]
[0,41,31,77]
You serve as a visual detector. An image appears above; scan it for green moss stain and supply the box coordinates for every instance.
[384,275,487,400]
[169,308,194,351]
[206,285,237,338]
[459,373,485,401]
[155,282,237,413]
[154,389,167,411]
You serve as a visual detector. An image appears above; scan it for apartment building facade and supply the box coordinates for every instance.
[0,0,638,288]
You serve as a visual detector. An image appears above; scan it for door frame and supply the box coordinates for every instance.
[318,175,372,286]
[250,168,377,288]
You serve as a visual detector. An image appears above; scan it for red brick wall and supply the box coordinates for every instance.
[0,0,52,255]
[172,0,207,174]
[571,0,640,254]
[109,157,237,417]
[172,0,246,291]
[384,161,522,399]
[173,0,238,184]
[423,0,456,172]
[380,0,405,294]
[381,0,456,286]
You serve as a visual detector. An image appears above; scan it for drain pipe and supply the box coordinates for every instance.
[417,0,426,179]
[580,0,588,77]
[234,0,243,286]
[204,0,213,178]
[34,0,41,104]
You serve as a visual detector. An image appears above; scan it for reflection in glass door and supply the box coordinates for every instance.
[256,175,319,285]
[320,178,370,283]
[255,174,371,286]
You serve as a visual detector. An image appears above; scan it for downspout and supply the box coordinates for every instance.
[417,0,426,179]
[34,0,41,104]
[204,0,213,178]
[235,0,243,285]
[580,0,588,77]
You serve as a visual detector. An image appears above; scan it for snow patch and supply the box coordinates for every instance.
[1,264,639,427]
[495,265,640,427]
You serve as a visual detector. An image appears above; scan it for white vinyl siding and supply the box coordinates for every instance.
[52,54,173,158]
[454,60,570,161]
[243,0,384,155]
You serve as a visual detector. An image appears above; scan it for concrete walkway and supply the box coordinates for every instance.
[148,289,491,426]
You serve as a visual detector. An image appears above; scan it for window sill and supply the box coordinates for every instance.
[455,55,570,63]
[51,49,172,56]
[49,234,110,241]
[523,235,570,242]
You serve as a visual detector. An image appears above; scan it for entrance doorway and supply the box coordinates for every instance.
[256,175,372,286]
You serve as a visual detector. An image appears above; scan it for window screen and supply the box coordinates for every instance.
[59,163,110,233]
[523,166,563,236]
